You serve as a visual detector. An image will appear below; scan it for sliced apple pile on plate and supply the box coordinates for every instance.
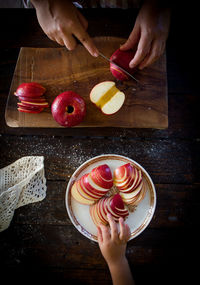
[71,164,112,205]
[90,193,129,227]
[114,163,147,205]
[14,82,49,113]
[71,162,147,226]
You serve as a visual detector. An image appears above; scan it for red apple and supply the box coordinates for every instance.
[110,48,137,81]
[14,82,46,97]
[51,91,86,127]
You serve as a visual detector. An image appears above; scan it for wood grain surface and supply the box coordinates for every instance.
[5,37,168,129]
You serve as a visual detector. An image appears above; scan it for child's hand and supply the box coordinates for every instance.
[31,0,98,57]
[97,213,131,267]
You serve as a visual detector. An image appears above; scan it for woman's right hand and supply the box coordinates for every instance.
[31,0,99,57]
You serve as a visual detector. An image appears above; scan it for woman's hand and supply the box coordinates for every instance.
[31,0,98,57]
[120,0,170,69]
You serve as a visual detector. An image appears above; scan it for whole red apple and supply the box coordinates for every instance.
[110,48,137,81]
[51,91,86,127]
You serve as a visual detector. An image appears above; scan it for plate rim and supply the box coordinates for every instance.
[66,154,156,242]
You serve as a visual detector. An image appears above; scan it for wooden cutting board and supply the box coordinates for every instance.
[5,36,168,128]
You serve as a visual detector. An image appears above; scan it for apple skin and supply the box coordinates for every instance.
[51,91,86,127]
[90,194,129,227]
[90,164,113,189]
[110,48,137,81]
[14,82,46,97]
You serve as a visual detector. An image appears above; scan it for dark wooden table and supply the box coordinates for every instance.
[0,8,199,285]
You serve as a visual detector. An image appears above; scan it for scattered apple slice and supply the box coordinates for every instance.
[90,81,125,115]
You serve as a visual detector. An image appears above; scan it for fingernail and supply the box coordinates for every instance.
[107,213,112,218]
[93,51,99,57]
[129,63,135,69]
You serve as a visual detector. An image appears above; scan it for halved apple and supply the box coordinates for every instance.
[90,81,125,115]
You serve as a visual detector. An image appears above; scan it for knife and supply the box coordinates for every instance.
[98,52,140,84]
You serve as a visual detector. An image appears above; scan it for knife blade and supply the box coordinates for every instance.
[98,52,140,84]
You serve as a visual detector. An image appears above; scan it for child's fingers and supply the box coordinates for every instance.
[97,226,103,243]
[100,224,111,241]
[107,213,118,240]
[119,217,126,241]
[119,218,131,242]
[125,224,131,241]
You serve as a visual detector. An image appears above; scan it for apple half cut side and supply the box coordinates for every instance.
[90,81,125,115]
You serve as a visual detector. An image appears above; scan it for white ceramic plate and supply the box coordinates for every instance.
[66,154,156,242]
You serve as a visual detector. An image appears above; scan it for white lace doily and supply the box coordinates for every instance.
[0,156,47,232]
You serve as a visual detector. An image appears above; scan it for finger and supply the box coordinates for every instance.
[100,224,111,241]
[54,36,65,46]
[107,213,118,240]
[120,24,140,51]
[129,32,152,68]
[119,217,126,241]
[97,226,103,243]
[74,27,99,57]
[63,33,77,51]
[125,224,131,241]
[138,40,165,70]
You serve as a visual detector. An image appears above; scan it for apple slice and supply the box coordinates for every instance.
[71,182,94,205]
[21,100,49,108]
[90,164,113,189]
[90,81,125,115]
[90,194,129,227]
[18,96,46,102]
[17,106,44,114]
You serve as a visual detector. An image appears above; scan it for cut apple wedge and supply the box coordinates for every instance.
[90,194,129,227]
[90,81,125,115]
[90,164,113,189]
[71,182,94,205]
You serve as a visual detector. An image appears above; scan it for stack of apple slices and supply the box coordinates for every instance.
[71,164,113,205]
[14,82,49,113]
[90,193,129,227]
[114,163,146,205]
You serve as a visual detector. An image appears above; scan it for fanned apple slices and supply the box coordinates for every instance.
[71,164,113,205]
[114,163,146,205]
[90,193,129,227]
[71,162,147,227]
